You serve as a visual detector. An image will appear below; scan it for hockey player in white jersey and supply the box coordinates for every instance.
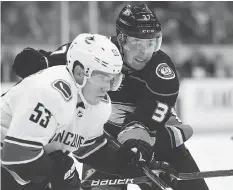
[1,33,123,190]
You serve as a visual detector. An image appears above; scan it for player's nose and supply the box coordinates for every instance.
[138,46,147,55]
[101,83,111,92]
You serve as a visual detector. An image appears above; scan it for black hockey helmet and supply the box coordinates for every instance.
[116,4,162,39]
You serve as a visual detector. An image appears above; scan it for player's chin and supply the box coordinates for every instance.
[89,97,102,105]
[133,59,148,70]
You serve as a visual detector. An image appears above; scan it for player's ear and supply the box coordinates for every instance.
[73,62,85,85]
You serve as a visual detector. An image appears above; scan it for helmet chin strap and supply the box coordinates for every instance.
[76,76,91,107]
[78,87,89,107]
[68,68,90,106]
[76,77,87,88]
[155,35,162,52]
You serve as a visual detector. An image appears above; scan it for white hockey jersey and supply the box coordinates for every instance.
[1,65,111,165]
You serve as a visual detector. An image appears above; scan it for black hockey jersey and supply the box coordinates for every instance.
[106,37,180,137]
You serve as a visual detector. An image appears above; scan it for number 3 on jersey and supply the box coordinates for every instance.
[152,102,169,122]
[29,103,52,128]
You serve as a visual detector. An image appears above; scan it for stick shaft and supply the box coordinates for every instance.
[176,169,233,180]
[81,169,233,188]
[81,176,149,188]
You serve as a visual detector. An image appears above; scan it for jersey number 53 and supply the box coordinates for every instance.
[29,103,52,128]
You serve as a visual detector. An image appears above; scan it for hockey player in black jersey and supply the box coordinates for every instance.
[12,4,209,190]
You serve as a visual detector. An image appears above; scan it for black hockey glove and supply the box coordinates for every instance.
[118,139,154,168]
[13,47,49,78]
[149,160,178,188]
[48,150,80,190]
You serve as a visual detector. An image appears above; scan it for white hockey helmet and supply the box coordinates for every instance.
[67,33,123,88]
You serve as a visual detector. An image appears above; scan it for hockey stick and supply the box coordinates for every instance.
[81,176,150,188]
[149,162,233,180]
[103,129,173,190]
[174,169,233,180]
[81,168,233,188]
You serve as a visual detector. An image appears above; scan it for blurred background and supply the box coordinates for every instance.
[1,1,233,81]
[1,2,233,190]
[1,1,233,132]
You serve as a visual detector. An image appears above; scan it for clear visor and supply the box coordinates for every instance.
[88,71,123,91]
[124,37,158,52]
